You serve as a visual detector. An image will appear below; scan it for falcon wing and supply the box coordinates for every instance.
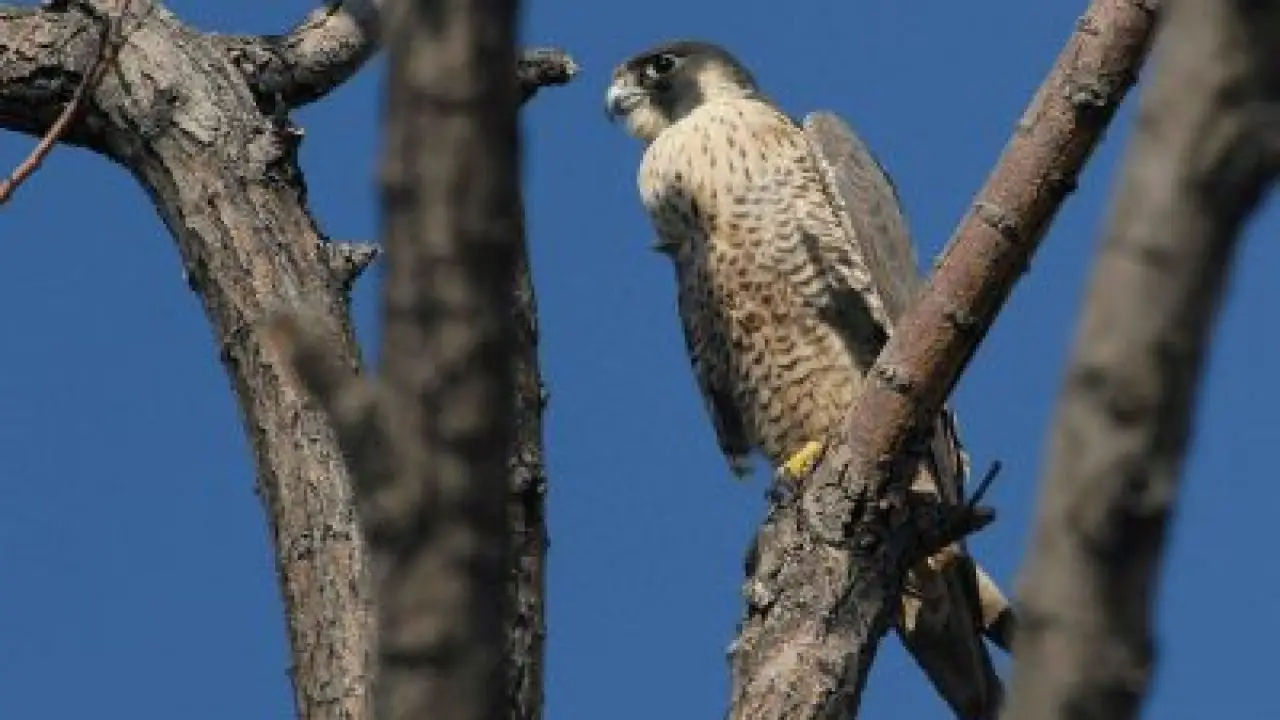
[800,111,971,499]
[802,110,1008,718]
[802,111,923,324]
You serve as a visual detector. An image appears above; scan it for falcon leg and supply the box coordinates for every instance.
[778,439,826,481]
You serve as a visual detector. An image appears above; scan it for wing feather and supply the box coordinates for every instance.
[802,111,923,324]
[801,110,971,501]
[803,110,1004,718]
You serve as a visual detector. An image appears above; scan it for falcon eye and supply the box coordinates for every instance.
[648,53,678,77]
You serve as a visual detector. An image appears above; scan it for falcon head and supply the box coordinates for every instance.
[605,40,761,143]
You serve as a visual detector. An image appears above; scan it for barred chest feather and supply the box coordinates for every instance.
[636,98,863,466]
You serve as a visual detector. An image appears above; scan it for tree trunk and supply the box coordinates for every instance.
[0,3,573,718]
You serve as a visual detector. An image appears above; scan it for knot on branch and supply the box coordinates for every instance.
[906,459,1002,568]
[518,47,579,103]
[768,436,999,573]
[324,241,381,290]
[905,495,996,570]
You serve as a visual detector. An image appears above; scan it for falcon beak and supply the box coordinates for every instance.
[605,84,645,121]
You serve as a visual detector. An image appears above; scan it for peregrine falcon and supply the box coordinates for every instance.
[605,40,1003,718]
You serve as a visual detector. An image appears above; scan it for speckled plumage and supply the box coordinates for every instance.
[643,97,889,471]
[606,41,1003,719]
[608,41,890,475]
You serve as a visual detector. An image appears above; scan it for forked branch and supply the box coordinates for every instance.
[729,2,1162,718]
[269,0,580,718]
[0,1,573,718]
[0,2,120,204]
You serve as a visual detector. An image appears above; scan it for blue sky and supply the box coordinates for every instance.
[1,1,1276,718]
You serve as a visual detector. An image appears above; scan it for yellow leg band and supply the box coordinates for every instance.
[779,439,825,481]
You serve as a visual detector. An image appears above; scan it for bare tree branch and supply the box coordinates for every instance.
[0,3,119,204]
[0,4,379,717]
[278,0,525,716]
[729,2,1161,717]
[0,6,106,144]
[0,1,568,718]
[503,194,551,719]
[516,47,578,104]
[216,0,576,110]
[263,10,571,715]
[324,241,382,289]
[217,0,383,109]
[1003,1,1280,718]
[369,0,524,713]
[803,111,1004,719]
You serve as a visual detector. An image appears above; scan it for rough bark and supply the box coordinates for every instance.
[728,2,1161,718]
[1003,1,1280,718]
[505,211,551,719]
[0,2,572,719]
[273,0,538,717]
[367,0,522,714]
[805,112,1004,720]
[217,0,386,110]
[0,5,378,717]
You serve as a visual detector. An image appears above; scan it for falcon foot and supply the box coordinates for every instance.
[778,439,825,482]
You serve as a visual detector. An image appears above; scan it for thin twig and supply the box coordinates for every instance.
[0,8,121,206]
[965,459,1002,513]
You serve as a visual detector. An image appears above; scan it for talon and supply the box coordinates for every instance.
[779,439,825,481]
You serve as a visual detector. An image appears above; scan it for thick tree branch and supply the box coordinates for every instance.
[216,0,576,110]
[270,18,568,716]
[0,6,107,144]
[503,196,551,719]
[0,4,378,718]
[278,0,527,716]
[217,0,382,109]
[1003,1,1280,718]
[355,0,522,715]
[729,2,1161,718]
[805,112,1008,719]
[0,1,569,718]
